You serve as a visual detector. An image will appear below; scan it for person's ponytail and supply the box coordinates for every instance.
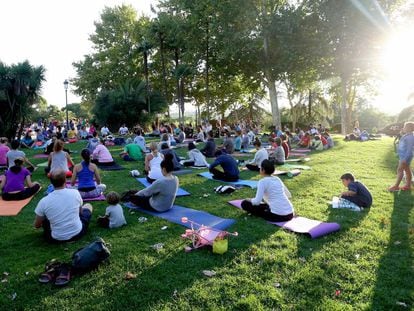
[81,148,91,164]
[161,153,174,173]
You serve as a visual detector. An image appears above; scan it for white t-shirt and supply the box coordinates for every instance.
[35,188,83,240]
[6,150,26,168]
[148,153,164,180]
[105,204,127,228]
[119,126,128,135]
[101,126,110,136]
[250,148,268,168]
[251,176,294,216]
[133,135,146,151]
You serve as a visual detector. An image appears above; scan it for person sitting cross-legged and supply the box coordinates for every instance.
[0,157,40,201]
[34,169,93,243]
[241,159,294,222]
[209,150,239,182]
[71,149,106,199]
[130,154,179,212]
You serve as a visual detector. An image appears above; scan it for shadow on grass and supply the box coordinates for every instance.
[371,191,414,309]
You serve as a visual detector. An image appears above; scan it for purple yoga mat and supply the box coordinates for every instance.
[228,199,340,239]
[33,154,49,159]
[83,194,106,202]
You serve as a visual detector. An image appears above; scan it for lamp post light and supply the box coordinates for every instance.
[63,79,69,129]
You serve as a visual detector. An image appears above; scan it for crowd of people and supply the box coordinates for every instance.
[2,119,413,249]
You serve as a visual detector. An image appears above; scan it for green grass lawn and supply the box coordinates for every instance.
[0,136,413,310]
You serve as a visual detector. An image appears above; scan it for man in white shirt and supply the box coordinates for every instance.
[34,170,93,242]
[246,140,268,171]
[119,124,129,136]
[133,129,146,151]
[100,125,110,137]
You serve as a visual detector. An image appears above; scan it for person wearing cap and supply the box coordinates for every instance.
[0,157,40,200]
[182,142,209,167]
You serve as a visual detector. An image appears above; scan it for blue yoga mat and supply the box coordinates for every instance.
[136,178,190,196]
[197,172,258,189]
[124,202,235,230]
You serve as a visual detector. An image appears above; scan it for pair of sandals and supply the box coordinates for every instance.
[38,260,71,286]
[388,185,411,192]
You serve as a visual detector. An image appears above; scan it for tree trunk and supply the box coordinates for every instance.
[174,48,180,121]
[340,76,348,135]
[262,0,280,128]
[143,51,150,114]
[159,35,169,118]
[179,78,185,124]
[308,89,312,119]
[205,16,210,121]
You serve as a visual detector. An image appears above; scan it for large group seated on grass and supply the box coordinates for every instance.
[8,119,414,244]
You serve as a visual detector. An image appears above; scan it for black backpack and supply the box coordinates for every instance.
[72,238,110,273]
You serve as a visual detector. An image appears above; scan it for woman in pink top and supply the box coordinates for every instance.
[91,139,115,166]
[0,137,10,166]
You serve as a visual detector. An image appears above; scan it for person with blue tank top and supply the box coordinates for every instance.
[71,149,106,199]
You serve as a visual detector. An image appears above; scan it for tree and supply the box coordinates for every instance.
[93,79,167,130]
[72,5,147,103]
[0,60,45,139]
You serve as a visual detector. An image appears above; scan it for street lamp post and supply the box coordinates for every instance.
[63,80,69,129]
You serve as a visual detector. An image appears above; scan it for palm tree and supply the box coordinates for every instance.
[0,61,45,140]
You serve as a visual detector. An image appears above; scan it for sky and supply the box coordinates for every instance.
[0,0,156,108]
[1,0,413,116]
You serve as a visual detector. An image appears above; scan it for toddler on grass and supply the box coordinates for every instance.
[97,191,127,228]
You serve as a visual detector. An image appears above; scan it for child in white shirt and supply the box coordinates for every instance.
[97,191,127,228]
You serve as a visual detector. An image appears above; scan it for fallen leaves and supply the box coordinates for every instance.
[125,272,137,280]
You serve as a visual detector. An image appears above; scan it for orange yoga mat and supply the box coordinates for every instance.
[0,188,41,216]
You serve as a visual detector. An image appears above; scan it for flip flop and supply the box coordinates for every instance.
[387,186,400,192]
[54,264,71,286]
[38,260,62,284]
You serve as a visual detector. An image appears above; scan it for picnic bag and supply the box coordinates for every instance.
[71,238,110,273]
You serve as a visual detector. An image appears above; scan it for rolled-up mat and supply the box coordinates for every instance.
[228,199,340,239]
[136,178,190,196]
[124,202,235,230]
[198,172,258,189]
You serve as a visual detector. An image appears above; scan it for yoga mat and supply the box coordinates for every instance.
[124,202,235,231]
[228,200,340,239]
[285,157,311,163]
[291,148,311,153]
[280,163,311,170]
[172,170,194,176]
[289,152,310,157]
[97,163,124,171]
[198,172,258,189]
[136,178,190,196]
[272,169,301,177]
[0,188,41,216]
[33,154,49,159]
[83,194,106,202]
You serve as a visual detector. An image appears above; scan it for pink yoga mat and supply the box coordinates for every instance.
[228,200,340,239]
[33,154,49,159]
